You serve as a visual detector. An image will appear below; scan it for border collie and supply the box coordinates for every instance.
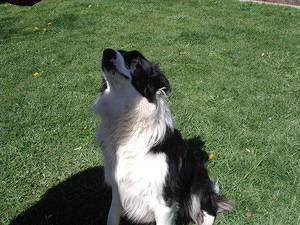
[91,49,233,225]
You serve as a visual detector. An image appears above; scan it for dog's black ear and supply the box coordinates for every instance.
[138,63,171,102]
[147,65,171,97]
[131,55,171,102]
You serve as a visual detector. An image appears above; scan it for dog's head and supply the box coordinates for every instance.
[100,49,171,103]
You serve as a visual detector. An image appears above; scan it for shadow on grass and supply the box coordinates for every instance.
[0,16,34,42]
[9,137,207,225]
[10,166,111,225]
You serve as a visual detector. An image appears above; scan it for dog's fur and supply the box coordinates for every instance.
[91,49,233,225]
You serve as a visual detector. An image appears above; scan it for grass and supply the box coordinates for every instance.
[1,0,299,224]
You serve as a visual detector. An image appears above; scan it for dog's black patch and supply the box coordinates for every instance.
[150,127,230,224]
[131,64,171,103]
[150,128,194,203]
[123,51,171,103]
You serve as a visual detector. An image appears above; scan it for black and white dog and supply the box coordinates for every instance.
[92,49,233,225]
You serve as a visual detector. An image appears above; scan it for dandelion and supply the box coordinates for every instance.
[208,153,216,160]
[261,52,271,57]
[47,22,53,26]
[179,51,188,55]
[87,4,93,8]
[245,212,253,217]
[34,27,48,32]
[33,72,41,77]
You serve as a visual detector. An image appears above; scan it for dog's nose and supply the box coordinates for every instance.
[103,48,116,59]
[102,49,117,71]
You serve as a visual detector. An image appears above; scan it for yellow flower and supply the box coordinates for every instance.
[33,72,41,77]
[208,154,216,159]
[47,22,53,26]
[179,51,188,55]
[246,212,253,217]
[87,4,93,8]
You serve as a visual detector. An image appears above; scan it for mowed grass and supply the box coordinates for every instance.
[1,0,299,224]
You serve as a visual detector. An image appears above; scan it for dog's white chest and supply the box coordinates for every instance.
[115,150,168,222]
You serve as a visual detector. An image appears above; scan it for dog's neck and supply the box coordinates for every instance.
[96,88,173,152]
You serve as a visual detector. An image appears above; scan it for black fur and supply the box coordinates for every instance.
[150,127,231,224]
[125,51,171,103]
[131,63,171,103]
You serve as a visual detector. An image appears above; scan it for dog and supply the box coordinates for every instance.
[91,49,233,225]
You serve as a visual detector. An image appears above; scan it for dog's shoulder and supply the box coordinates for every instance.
[149,128,189,156]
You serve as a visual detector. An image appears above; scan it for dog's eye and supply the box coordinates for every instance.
[125,59,139,71]
[123,56,131,68]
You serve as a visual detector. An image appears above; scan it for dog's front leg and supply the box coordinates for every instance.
[107,188,121,225]
[154,205,176,225]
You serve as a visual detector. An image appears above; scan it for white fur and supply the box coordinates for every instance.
[202,211,215,225]
[118,153,168,222]
[189,194,202,224]
[92,50,175,225]
[212,180,220,194]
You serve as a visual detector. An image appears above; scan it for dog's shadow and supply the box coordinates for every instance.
[9,137,207,225]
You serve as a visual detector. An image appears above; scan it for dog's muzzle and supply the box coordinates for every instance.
[101,48,130,80]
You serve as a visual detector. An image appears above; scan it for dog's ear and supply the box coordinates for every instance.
[131,54,171,102]
[137,63,171,102]
[147,65,171,97]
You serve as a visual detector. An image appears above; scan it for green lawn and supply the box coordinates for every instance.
[1,0,299,225]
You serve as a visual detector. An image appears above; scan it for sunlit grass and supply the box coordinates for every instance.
[1,0,299,224]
